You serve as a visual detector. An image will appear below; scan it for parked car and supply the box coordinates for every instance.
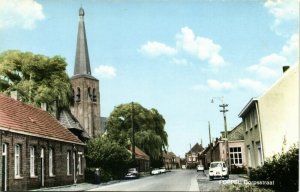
[125,168,139,179]
[151,168,161,175]
[197,164,204,172]
[159,167,166,174]
[209,161,229,180]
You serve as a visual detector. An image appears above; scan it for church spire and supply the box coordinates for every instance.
[74,7,91,75]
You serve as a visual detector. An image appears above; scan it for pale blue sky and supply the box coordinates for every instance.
[0,0,298,157]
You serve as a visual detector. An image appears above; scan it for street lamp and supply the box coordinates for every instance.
[211,96,230,172]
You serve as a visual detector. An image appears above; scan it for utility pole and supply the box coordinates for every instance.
[131,102,136,162]
[219,104,229,139]
[211,97,230,172]
[219,103,230,172]
[208,121,213,163]
[208,121,212,144]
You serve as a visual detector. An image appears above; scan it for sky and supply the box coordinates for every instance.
[0,0,299,157]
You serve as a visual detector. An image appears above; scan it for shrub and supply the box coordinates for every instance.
[221,183,274,192]
[85,167,113,183]
[249,146,298,192]
[231,165,247,174]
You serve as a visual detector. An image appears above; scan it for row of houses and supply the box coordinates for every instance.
[186,64,299,172]
[0,94,86,191]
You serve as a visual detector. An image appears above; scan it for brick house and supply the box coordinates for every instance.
[0,94,85,191]
[201,123,246,170]
[128,146,150,172]
[163,151,181,169]
[185,143,204,169]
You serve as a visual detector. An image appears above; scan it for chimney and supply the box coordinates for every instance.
[10,91,18,100]
[52,101,59,120]
[41,103,47,111]
[283,66,290,73]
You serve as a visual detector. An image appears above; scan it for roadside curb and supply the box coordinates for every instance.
[238,175,249,179]
[30,183,99,191]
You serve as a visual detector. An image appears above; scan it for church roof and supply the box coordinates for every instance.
[74,7,93,77]
[58,109,90,141]
[0,94,84,145]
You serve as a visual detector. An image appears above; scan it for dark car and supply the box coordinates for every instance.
[125,168,139,179]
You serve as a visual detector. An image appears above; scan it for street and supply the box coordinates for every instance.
[89,169,198,191]
[88,169,247,191]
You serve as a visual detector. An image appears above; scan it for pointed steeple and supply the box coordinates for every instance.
[74,7,91,75]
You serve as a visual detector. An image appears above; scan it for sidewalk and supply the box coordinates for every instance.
[31,181,122,191]
[31,173,152,191]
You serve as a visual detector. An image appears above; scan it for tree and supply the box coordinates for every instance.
[86,135,131,179]
[106,102,168,161]
[0,50,72,109]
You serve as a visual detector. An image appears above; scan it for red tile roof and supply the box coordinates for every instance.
[128,145,150,160]
[0,94,83,145]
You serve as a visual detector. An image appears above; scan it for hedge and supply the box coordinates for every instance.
[249,146,298,192]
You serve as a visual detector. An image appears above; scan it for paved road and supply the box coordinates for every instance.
[34,169,247,191]
[89,169,199,191]
[196,171,247,191]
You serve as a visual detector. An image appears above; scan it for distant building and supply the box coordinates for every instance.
[0,94,85,191]
[70,7,101,138]
[128,146,150,172]
[163,152,181,169]
[223,123,246,168]
[239,64,299,169]
[185,143,204,169]
[201,123,246,169]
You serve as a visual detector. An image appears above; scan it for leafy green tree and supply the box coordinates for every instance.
[86,135,131,179]
[106,102,168,161]
[0,50,71,109]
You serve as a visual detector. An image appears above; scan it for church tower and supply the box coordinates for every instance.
[70,7,100,138]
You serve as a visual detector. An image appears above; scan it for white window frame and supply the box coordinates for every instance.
[78,153,82,175]
[229,147,243,166]
[253,110,258,126]
[67,151,71,175]
[30,146,35,177]
[49,148,54,176]
[15,144,21,177]
[3,143,8,191]
[257,142,263,166]
[245,116,250,131]
[247,146,252,167]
